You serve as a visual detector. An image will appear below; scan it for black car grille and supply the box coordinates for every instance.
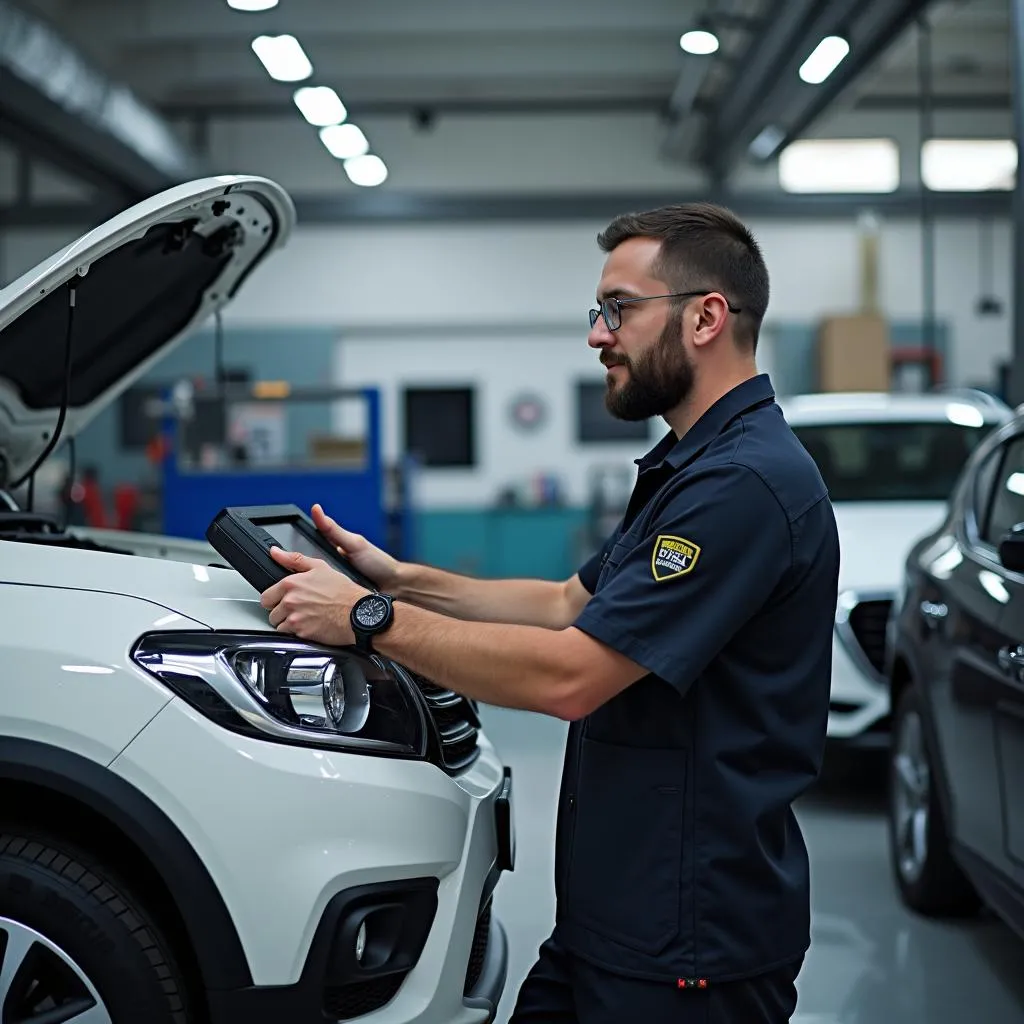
[847,599,893,674]
[324,974,404,1020]
[410,673,481,773]
[464,903,492,995]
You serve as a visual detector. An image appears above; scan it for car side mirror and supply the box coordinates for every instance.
[998,523,1024,573]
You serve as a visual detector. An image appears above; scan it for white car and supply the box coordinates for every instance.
[0,177,511,1024]
[779,390,1011,748]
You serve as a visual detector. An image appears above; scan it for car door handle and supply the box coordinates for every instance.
[998,646,1024,676]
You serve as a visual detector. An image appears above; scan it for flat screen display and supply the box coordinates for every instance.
[257,517,375,589]
[262,522,330,561]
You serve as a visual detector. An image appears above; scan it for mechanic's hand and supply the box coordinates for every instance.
[260,548,369,646]
[311,503,402,592]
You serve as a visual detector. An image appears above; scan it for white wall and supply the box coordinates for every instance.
[1,212,1013,510]
[337,329,660,508]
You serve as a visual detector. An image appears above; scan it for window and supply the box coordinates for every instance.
[921,139,1016,192]
[792,420,988,502]
[972,446,1003,538]
[575,381,650,443]
[778,138,899,193]
[403,386,475,467]
[983,438,1024,545]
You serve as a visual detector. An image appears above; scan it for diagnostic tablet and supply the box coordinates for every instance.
[206,504,378,594]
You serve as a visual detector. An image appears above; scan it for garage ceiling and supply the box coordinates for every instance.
[0,0,1016,221]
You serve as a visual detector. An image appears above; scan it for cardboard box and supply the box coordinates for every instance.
[817,314,890,392]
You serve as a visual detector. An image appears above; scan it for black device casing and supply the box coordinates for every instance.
[206,504,377,594]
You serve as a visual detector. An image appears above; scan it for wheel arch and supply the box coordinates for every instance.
[0,739,253,996]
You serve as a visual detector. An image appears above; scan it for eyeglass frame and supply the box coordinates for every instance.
[588,290,742,332]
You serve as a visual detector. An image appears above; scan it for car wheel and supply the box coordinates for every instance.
[887,684,980,917]
[0,828,191,1023]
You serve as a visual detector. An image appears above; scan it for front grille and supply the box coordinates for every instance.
[324,974,404,1020]
[410,673,481,773]
[464,903,492,995]
[847,599,893,674]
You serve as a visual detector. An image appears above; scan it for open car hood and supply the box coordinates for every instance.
[0,175,295,487]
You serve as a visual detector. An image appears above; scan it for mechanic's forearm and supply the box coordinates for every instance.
[392,562,574,628]
[374,601,579,717]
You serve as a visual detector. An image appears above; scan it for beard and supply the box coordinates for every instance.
[603,317,695,421]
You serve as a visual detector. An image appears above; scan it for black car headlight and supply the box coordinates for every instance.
[133,632,427,758]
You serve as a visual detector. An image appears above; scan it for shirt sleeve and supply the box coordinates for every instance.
[572,463,792,696]
[576,521,623,595]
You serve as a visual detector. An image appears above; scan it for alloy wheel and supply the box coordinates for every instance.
[892,708,930,885]
[0,917,112,1024]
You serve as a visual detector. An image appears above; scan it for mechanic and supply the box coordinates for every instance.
[260,201,841,1024]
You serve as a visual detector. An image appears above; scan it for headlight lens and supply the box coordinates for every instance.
[133,633,426,757]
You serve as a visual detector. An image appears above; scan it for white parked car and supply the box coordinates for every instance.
[0,177,511,1024]
[779,390,1011,748]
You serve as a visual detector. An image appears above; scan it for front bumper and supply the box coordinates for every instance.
[111,696,512,1023]
[827,621,891,746]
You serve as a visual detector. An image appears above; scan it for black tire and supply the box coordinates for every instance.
[0,827,192,1023]
[887,683,981,917]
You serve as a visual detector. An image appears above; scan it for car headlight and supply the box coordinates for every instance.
[133,632,427,758]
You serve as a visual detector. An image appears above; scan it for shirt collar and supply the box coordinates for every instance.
[635,373,776,472]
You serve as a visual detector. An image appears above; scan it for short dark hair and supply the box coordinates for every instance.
[597,202,769,350]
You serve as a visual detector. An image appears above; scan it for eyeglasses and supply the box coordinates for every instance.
[588,291,742,332]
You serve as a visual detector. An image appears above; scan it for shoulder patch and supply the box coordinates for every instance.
[652,535,701,582]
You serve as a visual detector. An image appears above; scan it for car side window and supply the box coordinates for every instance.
[982,437,1024,546]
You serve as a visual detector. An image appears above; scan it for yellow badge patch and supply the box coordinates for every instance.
[651,534,701,582]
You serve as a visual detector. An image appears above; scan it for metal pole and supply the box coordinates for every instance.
[1011,0,1024,405]
[918,16,937,378]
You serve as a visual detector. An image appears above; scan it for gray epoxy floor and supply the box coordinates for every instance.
[481,706,1024,1024]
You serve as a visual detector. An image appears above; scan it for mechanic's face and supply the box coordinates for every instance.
[588,237,696,422]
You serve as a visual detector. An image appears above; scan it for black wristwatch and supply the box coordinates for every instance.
[350,593,395,653]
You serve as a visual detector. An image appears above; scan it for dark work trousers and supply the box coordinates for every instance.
[508,931,804,1024]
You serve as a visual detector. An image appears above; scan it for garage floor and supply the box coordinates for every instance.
[482,706,1024,1024]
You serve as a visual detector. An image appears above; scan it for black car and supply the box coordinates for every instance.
[886,407,1024,935]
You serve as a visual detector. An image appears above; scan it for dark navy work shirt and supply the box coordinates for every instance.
[554,373,840,985]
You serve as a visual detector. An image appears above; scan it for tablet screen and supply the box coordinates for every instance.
[263,522,330,562]
[259,518,375,589]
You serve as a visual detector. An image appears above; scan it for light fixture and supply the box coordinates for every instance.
[921,139,1017,191]
[227,0,278,9]
[294,86,347,127]
[748,125,785,160]
[320,123,369,159]
[345,154,388,187]
[778,138,899,193]
[680,29,719,55]
[251,34,313,82]
[798,35,850,84]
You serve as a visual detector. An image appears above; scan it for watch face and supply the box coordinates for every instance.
[354,596,389,629]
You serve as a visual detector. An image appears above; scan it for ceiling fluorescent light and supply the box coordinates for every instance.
[320,123,369,160]
[799,36,850,85]
[227,0,278,9]
[345,154,388,187]
[779,138,899,193]
[251,34,313,82]
[294,86,347,127]
[921,139,1016,191]
[680,29,719,55]
[749,125,785,160]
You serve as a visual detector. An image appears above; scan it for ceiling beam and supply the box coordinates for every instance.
[854,92,1011,111]
[159,95,671,121]
[0,189,1012,229]
[698,0,934,178]
[0,0,200,200]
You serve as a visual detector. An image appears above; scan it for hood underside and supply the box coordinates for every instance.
[0,175,295,487]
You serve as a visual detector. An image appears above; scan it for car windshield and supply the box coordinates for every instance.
[791,420,989,502]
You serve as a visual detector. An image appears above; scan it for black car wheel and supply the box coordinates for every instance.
[887,684,980,917]
[0,829,191,1024]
